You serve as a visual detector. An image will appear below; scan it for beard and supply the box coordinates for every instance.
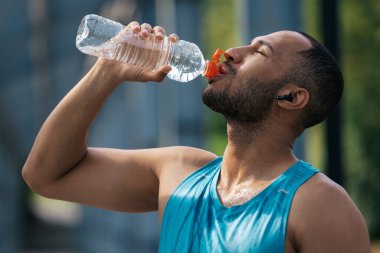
[202,75,287,124]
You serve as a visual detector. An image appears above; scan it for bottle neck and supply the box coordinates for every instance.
[203,60,219,78]
[200,59,207,74]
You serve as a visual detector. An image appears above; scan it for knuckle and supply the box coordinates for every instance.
[169,33,179,40]
[128,21,139,28]
[153,26,165,33]
[141,23,152,29]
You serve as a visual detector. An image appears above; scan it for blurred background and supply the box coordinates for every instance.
[1,0,379,252]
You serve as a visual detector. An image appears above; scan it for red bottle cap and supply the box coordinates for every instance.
[203,48,225,79]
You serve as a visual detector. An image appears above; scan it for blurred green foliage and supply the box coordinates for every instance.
[302,0,380,237]
[341,0,380,238]
[201,0,234,155]
[201,0,380,238]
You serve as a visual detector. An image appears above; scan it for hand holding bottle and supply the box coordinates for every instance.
[77,14,221,83]
[93,21,180,83]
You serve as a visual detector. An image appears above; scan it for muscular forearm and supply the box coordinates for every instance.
[22,60,122,191]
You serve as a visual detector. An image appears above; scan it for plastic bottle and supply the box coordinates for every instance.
[76,14,222,82]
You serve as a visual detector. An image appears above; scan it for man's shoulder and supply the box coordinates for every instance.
[292,172,361,225]
[160,146,218,169]
[296,172,346,203]
[288,172,371,252]
[156,146,218,183]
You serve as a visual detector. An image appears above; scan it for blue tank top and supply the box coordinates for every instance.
[159,157,319,253]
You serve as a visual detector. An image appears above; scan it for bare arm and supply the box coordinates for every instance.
[289,173,371,253]
[22,23,216,212]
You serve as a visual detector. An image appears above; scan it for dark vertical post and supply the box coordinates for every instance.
[322,0,344,186]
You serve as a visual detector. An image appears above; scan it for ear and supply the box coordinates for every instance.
[276,85,309,110]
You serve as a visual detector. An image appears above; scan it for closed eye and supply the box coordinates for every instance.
[250,39,274,56]
[249,43,266,56]
[256,50,266,56]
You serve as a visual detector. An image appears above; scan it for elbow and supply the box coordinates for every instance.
[22,162,52,198]
[22,160,33,187]
[22,162,41,193]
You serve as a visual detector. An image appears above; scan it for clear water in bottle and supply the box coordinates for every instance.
[76,14,207,82]
[167,40,206,82]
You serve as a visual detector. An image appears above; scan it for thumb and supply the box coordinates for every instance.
[144,65,172,82]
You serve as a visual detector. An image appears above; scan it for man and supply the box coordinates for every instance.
[22,22,371,252]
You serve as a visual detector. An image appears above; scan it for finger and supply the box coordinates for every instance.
[168,33,179,43]
[144,65,172,82]
[127,21,140,33]
[140,23,153,38]
[153,26,166,40]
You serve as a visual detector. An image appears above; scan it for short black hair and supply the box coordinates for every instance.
[289,32,344,130]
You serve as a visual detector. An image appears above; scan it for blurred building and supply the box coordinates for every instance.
[0,0,301,252]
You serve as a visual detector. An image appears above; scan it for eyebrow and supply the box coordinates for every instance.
[251,39,275,54]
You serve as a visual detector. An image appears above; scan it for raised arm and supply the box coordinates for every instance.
[22,22,216,213]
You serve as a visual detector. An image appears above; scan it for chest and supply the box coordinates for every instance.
[160,182,294,253]
[216,181,273,208]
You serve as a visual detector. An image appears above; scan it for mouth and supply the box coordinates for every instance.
[208,62,234,84]
[218,63,229,75]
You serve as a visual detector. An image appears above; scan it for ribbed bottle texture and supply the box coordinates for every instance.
[76,14,206,82]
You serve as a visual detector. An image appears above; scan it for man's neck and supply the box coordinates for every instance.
[220,120,298,188]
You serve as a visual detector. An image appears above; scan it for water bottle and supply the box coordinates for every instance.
[76,14,221,82]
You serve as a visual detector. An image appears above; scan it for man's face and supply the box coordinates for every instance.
[202,31,311,124]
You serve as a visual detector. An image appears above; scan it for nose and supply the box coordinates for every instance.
[224,47,246,63]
